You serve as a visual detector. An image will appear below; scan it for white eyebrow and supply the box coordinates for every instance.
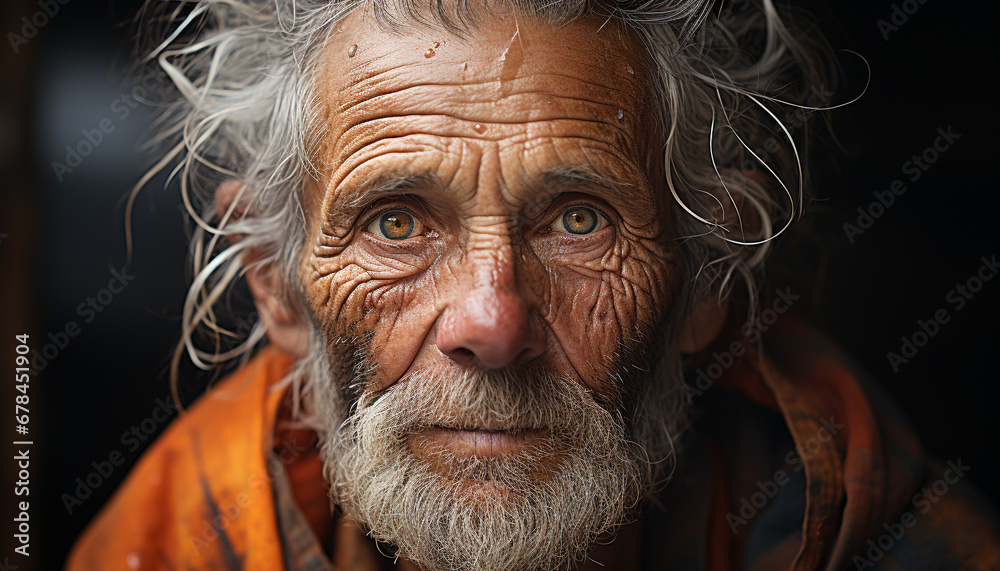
[338,171,439,211]
[332,164,647,220]
[538,165,646,206]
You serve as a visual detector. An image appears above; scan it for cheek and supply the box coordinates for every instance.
[542,233,679,389]
[302,238,440,379]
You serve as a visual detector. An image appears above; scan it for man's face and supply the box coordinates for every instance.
[298,7,685,570]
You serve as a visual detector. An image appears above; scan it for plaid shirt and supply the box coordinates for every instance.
[68,315,1000,570]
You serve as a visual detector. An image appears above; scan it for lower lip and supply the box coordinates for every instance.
[415,426,546,458]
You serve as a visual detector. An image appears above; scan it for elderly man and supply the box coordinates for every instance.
[69,0,998,569]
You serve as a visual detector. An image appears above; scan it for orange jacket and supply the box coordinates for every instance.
[68,349,295,570]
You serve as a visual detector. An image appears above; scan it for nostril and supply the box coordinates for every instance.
[516,346,542,363]
[443,346,477,366]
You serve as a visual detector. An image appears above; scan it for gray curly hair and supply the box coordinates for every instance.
[127,0,843,401]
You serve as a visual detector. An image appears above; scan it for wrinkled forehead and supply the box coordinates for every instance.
[321,1,654,82]
[309,4,660,180]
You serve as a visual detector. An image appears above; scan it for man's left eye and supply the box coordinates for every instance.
[368,210,419,240]
[551,206,607,235]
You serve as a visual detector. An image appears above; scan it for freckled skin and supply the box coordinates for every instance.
[300,10,683,411]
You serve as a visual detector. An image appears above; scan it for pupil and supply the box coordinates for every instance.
[381,212,412,239]
[564,208,596,234]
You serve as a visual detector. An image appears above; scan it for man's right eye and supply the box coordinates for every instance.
[367,210,418,240]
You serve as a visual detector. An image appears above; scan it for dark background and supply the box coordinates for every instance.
[0,0,996,569]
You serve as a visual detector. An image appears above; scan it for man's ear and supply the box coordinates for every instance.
[675,175,762,354]
[245,261,309,358]
[676,294,729,354]
[215,180,309,358]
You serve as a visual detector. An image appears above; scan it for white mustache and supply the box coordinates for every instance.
[354,367,609,437]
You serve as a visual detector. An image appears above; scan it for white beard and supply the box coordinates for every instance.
[304,326,686,571]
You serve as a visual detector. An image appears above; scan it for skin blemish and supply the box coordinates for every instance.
[424,48,436,58]
[348,43,358,58]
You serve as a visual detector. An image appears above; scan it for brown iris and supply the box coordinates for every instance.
[562,207,598,234]
[379,211,415,240]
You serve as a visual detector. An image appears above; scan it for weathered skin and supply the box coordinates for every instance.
[299,8,684,458]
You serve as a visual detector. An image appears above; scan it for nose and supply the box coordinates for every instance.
[436,257,546,369]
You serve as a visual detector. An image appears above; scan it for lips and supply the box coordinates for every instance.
[416,426,547,458]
